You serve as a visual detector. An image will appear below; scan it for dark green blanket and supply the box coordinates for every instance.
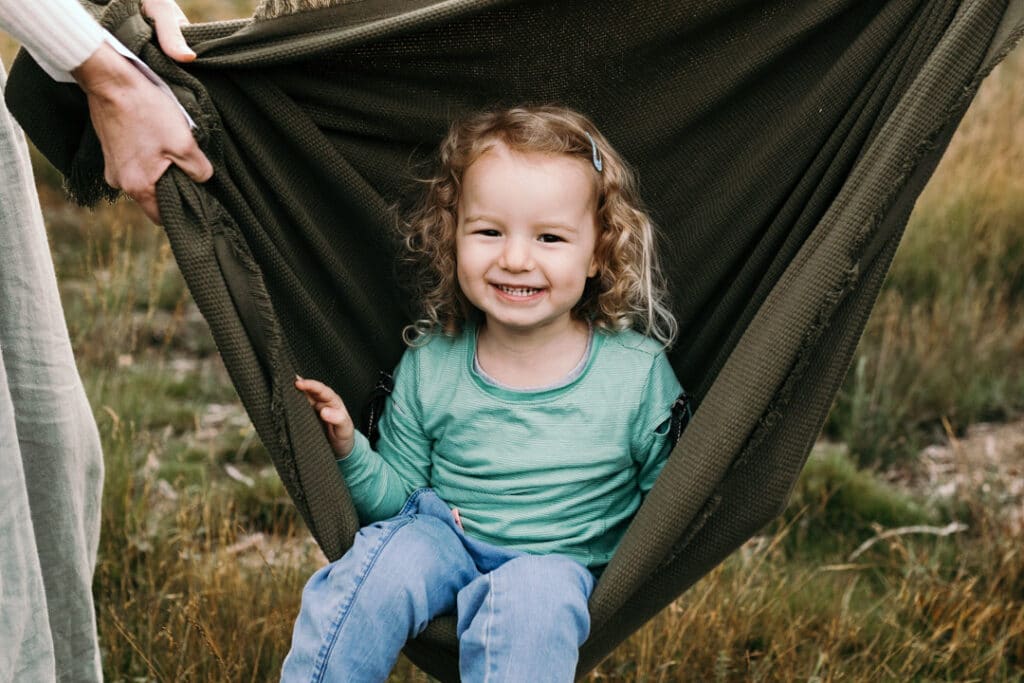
[7,0,1022,677]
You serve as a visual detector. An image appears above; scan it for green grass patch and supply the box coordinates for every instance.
[825,182,1024,468]
[778,444,938,555]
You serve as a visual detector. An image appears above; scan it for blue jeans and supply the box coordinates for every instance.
[281,489,595,682]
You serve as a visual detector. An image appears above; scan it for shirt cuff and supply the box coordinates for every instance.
[337,429,372,466]
[30,29,196,130]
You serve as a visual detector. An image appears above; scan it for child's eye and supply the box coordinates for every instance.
[474,228,501,237]
[538,234,564,243]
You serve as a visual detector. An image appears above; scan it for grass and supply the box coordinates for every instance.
[89,392,1024,681]
[824,43,1024,468]
[593,509,1024,681]
[3,6,1022,681]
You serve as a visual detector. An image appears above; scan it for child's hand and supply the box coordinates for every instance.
[294,376,356,457]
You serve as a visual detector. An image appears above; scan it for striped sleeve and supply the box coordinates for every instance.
[337,347,432,522]
[633,349,683,492]
[0,0,105,77]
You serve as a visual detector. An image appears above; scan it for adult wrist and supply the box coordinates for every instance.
[71,42,141,97]
[69,34,197,131]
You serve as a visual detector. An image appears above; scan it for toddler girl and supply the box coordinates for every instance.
[281,106,682,682]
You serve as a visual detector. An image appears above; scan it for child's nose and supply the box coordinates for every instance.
[498,237,534,271]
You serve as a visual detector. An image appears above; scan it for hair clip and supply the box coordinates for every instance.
[585,133,603,172]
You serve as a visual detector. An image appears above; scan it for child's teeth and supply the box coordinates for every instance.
[500,286,539,296]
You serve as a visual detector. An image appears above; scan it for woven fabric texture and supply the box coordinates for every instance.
[6,0,1022,678]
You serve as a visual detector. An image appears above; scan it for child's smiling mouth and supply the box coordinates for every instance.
[492,284,546,299]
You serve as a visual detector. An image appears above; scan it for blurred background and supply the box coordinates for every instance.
[2,3,1022,680]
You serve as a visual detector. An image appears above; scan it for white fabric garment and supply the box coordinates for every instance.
[0,0,195,127]
[0,0,105,76]
[0,52,104,683]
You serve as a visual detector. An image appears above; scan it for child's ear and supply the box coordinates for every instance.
[587,255,599,278]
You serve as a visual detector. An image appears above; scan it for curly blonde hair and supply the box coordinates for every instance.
[400,105,677,347]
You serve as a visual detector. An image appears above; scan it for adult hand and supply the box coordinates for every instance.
[70,1,212,224]
[142,0,197,62]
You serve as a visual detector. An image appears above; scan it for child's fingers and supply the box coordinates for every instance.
[294,377,329,394]
[297,387,319,408]
[296,386,317,407]
[322,407,356,451]
[319,406,353,427]
[294,377,343,407]
[295,377,354,456]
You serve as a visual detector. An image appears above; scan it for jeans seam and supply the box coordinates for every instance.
[399,487,432,516]
[310,515,416,682]
[483,572,495,682]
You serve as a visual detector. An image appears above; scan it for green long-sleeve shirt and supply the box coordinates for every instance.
[339,324,682,568]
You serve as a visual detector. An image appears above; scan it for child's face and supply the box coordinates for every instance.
[455,141,599,341]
